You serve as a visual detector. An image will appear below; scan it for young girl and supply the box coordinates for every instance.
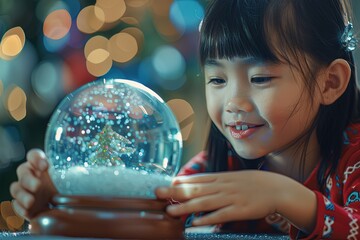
[156,0,360,239]
[9,0,360,239]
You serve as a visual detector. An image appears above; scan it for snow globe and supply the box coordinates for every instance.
[30,79,184,239]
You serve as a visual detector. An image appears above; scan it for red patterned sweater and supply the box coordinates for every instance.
[178,124,360,239]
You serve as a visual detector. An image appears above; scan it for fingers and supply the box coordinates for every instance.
[15,149,48,194]
[9,182,35,220]
[172,174,217,185]
[9,182,35,209]
[16,149,48,180]
[16,162,43,193]
[156,173,220,200]
[156,182,219,201]
[10,149,54,220]
[26,149,48,171]
[166,193,229,217]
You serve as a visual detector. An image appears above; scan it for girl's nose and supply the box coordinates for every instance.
[225,97,253,113]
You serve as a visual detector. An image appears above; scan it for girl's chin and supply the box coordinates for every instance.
[233,150,267,160]
[230,144,268,160]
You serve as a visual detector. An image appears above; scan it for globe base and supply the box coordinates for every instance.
[30,195,184,239]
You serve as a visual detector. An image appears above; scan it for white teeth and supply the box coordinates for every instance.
[241,125,249,130]
[235,125,249,130]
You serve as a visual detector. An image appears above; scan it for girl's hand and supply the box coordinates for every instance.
[9,149,58,221]
[156,171,316,233]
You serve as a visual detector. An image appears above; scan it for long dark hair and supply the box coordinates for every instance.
[200,0,360,188]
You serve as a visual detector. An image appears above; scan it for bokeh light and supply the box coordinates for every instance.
[0,27,26,59]
[84,35,109,59]
[31,60,64,103]
[43,9,72,40]
[86,50,113,77]
[126,0,149,8]
[121,27,144,51]
[6,86,27,121]
[84,35,112,77]
[0,41,38,92]
[167,99,194,141]
[170,0,204,33]
[151,0,182,41]
[121,17,140,25]
[152,45,186,90]
[0,200,25,230]
[77,5,105,34]
[95,0,126,24]
[35,0,78,22]
[109,32,138,63]
[43,34,70,52]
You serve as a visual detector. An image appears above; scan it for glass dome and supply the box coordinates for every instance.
[45,79,182,199]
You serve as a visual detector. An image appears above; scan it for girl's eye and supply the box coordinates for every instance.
[207,78,226,85]
[250,76,272,84]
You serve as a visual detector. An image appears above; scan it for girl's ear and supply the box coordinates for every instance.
[319,59,351,105]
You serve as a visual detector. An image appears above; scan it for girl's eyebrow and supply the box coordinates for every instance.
[204,59,223,67]
[204,57,264,67]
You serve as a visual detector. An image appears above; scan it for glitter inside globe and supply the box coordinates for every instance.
[45,79,182,199]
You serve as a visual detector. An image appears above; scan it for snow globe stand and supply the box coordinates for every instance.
[30,195,184,239]
[30,79,184,239]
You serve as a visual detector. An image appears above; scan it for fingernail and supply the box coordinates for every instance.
[167,204,178,213]
[38,159,47,171]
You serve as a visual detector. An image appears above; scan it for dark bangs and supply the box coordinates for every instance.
[199,0,279,65]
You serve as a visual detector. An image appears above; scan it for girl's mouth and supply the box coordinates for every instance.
[226,123,264,139]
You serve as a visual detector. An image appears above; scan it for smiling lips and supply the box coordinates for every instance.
[226,122,264,139]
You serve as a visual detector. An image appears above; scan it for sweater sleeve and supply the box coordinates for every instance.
[290,191,360,240]
[290,142,360,240]
[177,151,208,176]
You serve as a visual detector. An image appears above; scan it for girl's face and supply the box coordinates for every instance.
[205,57,322,159]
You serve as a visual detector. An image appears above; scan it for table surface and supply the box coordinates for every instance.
[1,232,289,240]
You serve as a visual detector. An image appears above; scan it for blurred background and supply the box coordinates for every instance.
[0,0,209,203]
[0,0,359,204]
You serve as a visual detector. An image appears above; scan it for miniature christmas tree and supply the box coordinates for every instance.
[88,124,135,166]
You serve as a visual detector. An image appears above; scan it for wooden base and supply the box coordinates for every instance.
[30,195,184,239]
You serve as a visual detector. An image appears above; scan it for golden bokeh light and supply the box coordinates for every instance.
[150,0,182,40]
[84,35,109,58]
[121,17,140,25]
[86,53,113,77]
[108,32,138,63]
[0,201,24,231]
[153,16,182,41]
[84,35,112,76]
[87,48,110,64]
[6,215,24,231]
[167,99,195,141]
[150,0,173,17]
[1,35,22,57]
[0,26,26,58]
[125,0,149,8]
[95,0,126,23]
[6,86,27,121]
[43,9,72,40]
[121,27,144,50]
[77,5,105,34]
